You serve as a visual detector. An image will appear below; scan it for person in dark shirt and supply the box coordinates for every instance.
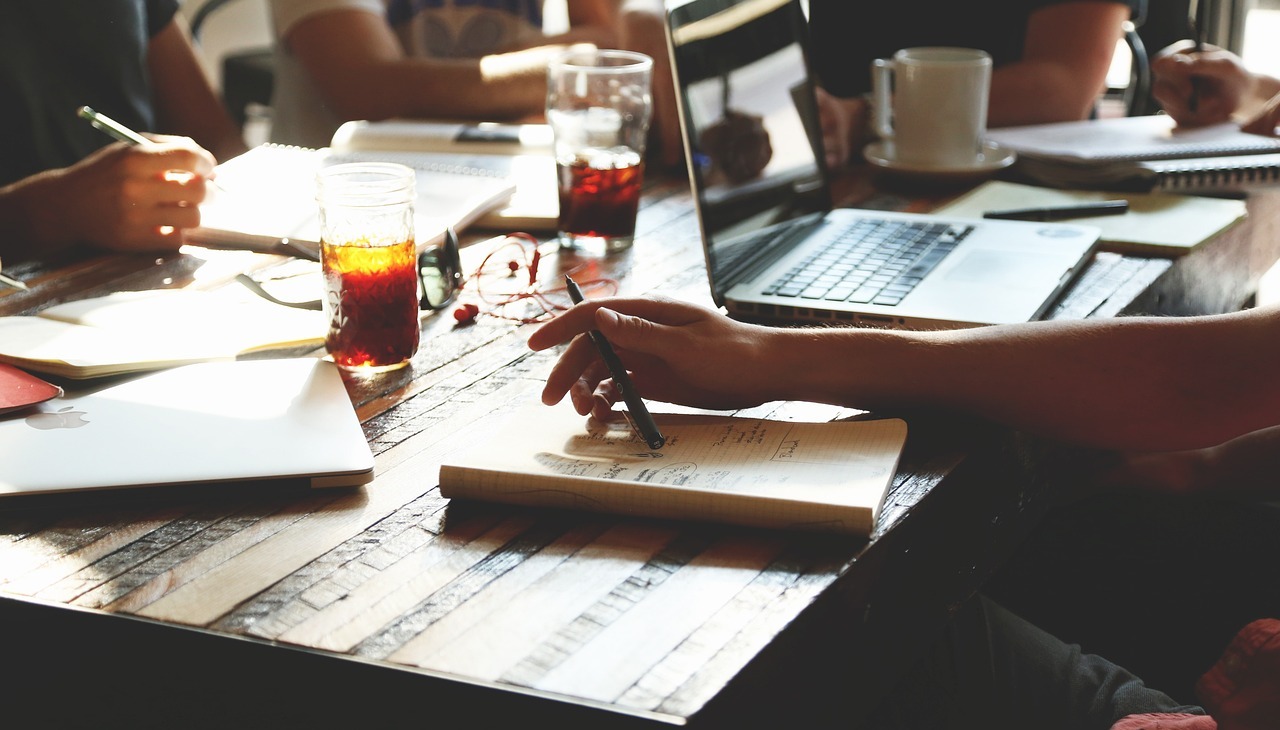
[809,0,1135,168]
[0,0,247,261]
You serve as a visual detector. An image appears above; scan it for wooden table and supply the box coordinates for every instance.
[2,170,1277,728]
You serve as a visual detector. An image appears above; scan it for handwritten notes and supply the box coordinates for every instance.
[439,401,907,534]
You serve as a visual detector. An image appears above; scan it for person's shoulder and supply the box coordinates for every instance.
[270,0,385,35]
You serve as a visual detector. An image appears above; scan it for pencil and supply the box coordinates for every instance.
[564,275,666,450]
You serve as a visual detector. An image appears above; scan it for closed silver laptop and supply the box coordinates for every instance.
[0,358,373,500]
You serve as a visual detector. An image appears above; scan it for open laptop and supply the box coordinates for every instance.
[664,0,1099,328]
[0,358,374,501]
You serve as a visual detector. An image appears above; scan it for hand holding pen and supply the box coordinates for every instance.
[564,276,666,449]
[1150,40,1249,128]
[65,106,218,251]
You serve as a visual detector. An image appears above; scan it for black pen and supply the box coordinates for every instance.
[564,275,666,450]
[1189,0,1207,113]
[983,200,1129,222]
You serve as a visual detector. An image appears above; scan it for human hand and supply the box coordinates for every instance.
[815,87,869,170]
[700,110,772,183]
[32,136,216,252]
[1240,91,1280,137]
[1151,40,1252,127]
[527,296,788,418]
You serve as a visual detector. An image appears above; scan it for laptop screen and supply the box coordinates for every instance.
[667,0,831,289]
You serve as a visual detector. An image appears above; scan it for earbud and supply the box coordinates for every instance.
[453,302,480,324]
[528,249,541,285]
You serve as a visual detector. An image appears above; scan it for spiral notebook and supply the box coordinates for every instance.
[330,119,560,231]
[188,143,516,258]
[987,116,1280,193]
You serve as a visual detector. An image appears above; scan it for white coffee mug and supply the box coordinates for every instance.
[871,47,992,167]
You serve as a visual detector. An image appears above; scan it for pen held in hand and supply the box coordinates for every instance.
[983,199,1129,222]
[1188,0,1207,113]
[564,275,666,450]
[76,105,227,192]
[77,105,150,145]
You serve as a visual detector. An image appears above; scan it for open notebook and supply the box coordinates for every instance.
[330,120,559,231]
[189,143,516,257]
[0,358,373,500]
[440,401,907,535]
[987,115,1280,192]
[0,288,326,379]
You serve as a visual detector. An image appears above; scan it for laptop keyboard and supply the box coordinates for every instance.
[762,219,974,307]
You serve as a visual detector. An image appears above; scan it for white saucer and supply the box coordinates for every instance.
[863,140,1017,181]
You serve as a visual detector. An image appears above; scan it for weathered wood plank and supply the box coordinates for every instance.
[393,522,679,679]
[1,509,186,596]
[532,535,785,702]
[276,514,531,650]
[135,372,541,625]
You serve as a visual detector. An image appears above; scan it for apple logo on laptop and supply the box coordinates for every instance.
[26,406,90,430]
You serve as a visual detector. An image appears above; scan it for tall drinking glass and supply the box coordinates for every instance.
[316,162,420,372]
[547,49,653,255]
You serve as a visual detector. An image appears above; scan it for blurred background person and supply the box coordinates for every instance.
[268,0,682,165]
[0,0,246,261]
[1152,39,1280,136]
[812,0,1137,169]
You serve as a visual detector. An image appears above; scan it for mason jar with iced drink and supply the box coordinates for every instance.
[316,162,420,372]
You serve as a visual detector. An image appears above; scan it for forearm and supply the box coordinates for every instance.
[325,55,547,122]
[148,20,246,161]
[0,172,73,260]
[989,62,1105,126]
[285,10,552,123]
[1196,424,1280,497]
[780,311,1280,451]
[1237,72,1280,121]
[989,1,1129,126]
[1102,424,1280,498]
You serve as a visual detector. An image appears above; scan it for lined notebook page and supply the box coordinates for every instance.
[439,401,907,534]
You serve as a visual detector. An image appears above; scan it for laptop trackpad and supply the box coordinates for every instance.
[944,251,1054,289]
